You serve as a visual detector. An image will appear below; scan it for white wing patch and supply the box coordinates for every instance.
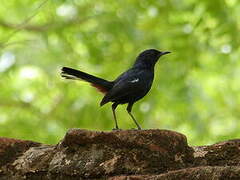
[130,78,139,83]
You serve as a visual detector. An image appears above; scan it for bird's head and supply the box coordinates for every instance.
[134,49,171,69]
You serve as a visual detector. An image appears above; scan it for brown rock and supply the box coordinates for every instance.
[0,129,240,179]
[55,129,193,177]
[193,139,240,167]
[110,166,240,180]
[0,137,40,166]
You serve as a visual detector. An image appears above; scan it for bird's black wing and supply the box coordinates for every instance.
[100,68,153,106]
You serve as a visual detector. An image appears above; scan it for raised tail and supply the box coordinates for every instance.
[61,67,113,94]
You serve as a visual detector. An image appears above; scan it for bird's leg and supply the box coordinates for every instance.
[127,103,141,130]
[112,103,119,130]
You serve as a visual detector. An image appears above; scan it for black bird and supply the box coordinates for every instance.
[61,49,170,130]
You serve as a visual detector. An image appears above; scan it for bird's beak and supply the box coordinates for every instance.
[161,51,171,55]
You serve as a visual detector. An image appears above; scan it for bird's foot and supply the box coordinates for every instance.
[131,128,142,130]
[112,128,122,131]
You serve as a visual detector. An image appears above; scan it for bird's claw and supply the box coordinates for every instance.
[131,128,142,130]
[112,128,122,131]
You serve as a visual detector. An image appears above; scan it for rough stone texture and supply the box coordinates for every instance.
[0,129,240,179]
[109,166,240,180]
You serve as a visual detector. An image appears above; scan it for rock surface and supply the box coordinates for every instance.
[0,129,240,179]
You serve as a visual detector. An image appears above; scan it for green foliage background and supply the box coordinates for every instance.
[0,0,239,145]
